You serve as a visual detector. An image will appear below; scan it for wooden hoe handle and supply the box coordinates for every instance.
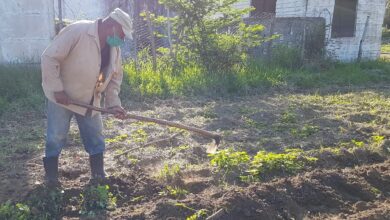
[71,101,222,146]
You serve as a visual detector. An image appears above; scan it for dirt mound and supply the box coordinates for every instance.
[209,160,390,220]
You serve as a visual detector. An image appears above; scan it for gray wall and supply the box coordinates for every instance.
[0,0,55,63]
[276,0,387,61]
[246,17,326,59]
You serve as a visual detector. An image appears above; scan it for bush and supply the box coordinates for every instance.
[248,149,317,179]
[0,201,31,220]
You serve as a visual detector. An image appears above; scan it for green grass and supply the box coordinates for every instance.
[0,64,44,117]
[123,51,390,98]
[382,44,390,53]
[1,50,390,114]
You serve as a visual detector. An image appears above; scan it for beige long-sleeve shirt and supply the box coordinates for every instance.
[41,20,123,116]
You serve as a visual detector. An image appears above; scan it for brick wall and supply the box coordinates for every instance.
[0,0,55,63]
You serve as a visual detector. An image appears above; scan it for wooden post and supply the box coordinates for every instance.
[58,0,63,30]
[145,3,157,72]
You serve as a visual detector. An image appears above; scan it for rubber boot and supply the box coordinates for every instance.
[43,156,60,187]
[89,153,106,182]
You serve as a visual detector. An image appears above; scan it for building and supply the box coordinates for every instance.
[247,0,387,61]
[0,0,55,63]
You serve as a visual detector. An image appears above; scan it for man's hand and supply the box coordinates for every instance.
[54,91,71,105]
[108,106,127,120]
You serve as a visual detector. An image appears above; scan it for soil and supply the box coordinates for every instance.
[0,88,389,219]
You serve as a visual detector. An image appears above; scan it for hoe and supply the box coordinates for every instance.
[71,101,221,152]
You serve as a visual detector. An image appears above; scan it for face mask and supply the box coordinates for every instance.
[106,35,124,47]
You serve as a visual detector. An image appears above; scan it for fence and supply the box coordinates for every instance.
[55,0,326,69]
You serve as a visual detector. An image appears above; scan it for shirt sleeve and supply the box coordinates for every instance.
[104,48,123,108]
[41,25,80,92]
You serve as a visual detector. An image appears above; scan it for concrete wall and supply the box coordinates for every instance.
[275,0,387,61]
[0,0,55,63]
[245,17,326,58]
[54,0,106,21]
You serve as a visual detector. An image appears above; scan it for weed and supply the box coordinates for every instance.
[209,148,250,173]
[159,186,188,199]
[199,105,218,119]
[24,187,64,220]
[382,44,390,53]
[131,129,148,143]
[0,201,30,220]
[247,149,317,179]
[280,109,297,124]
[106,134,129,145]
[126,155,140,165]
[242,116,265,129]
[372,135,385,143]
[186,209,208,220]
[238,106,258,115]
[290,124,319,138]
[80,185,116,215]
[174,203,207,220]
[158,163,182,182]
[352,140,364,148]
[130,196,144,202]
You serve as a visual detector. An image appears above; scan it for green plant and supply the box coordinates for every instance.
[131,128,148,143]
[105,134,128,144]
[156,0,276,72]
[0,201,31,220]
[26,187,64,220]
[209,148,250,172]
[158,163,182,182]
[174,203,208,220]
[280,109,297,124]
[80,185,116,215]
[247,149,317,179]
[290,124,319,138]
[186,209,208,220]
[159,186,189,198]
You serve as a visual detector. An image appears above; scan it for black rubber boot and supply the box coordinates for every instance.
[43,156,60,187]
[89,153,106,181]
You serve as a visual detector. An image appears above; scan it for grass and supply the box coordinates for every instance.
[0,64,44,117]
[382,44,390,53]
[123,50,390,99]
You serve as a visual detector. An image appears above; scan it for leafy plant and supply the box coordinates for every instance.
[290,124,319,138]
[80,184,116,215]
[174,203,207,220]
[280,109,297,123]
[130,128,148,143]
[247,149,317,179]
[0,201,31,220]
[159,186,189,198]
[158,163,182,182]
[26,187,64,220]
[186,209,208,220]
[105,134,128,144]
[209,148,250,172]
[148,0,276,72]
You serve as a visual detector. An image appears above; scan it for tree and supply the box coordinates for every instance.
[147,0,277,72]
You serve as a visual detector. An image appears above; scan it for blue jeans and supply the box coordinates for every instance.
[45,101,105,158]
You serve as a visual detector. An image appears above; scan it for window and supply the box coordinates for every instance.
[331,0,358,38]
[250,0,277,16]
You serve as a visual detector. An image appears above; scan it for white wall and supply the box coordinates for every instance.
[0,0,55,63]
[276,0,387,61]
[54,0,106,20]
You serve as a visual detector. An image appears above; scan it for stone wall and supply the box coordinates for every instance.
[0,0,55,63]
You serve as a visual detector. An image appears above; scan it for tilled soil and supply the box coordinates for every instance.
[1,89,389,219]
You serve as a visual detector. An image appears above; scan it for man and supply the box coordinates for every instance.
[41,8,133,185]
